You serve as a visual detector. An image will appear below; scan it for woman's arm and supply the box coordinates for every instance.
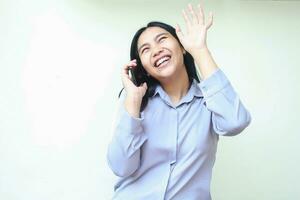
[199,69,251,136]
[191,47,218,80]
[177,2,251,135]
[107,60,148,177]
[107,92,147,177]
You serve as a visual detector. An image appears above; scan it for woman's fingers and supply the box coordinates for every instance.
[138,82,148,97]
[182,9,191,29]
[122,60,137,83]
[140,82,147,91]
[186,2,212,30]
[183,3,208,29]
[175,23,184,41]
[188,3,199,24]
[197,3,205,25]
[121,60,148,99]
[206,12,213,29]
[122,60,136,74]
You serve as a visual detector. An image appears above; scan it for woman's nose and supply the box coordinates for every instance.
[152,46,164,58]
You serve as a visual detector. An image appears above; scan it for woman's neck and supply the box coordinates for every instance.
[160,67,190,104]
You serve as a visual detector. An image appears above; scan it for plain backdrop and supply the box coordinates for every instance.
[1,0,299,199]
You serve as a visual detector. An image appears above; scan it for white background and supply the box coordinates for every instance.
[1,0,299,199]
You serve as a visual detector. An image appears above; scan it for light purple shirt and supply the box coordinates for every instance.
[107,69,251,200]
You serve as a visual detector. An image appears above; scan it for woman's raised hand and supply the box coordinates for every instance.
[176,2,213,55]
[121,60,147,103]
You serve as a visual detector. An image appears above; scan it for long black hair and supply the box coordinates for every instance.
[119,21,200,112]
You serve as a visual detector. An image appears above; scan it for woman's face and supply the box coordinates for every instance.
[137,27,186,82]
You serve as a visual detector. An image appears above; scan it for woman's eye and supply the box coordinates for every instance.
[142,48,149,54]
[159,37,167,42]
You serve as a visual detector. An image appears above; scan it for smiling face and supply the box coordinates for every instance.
[137,26,186,82]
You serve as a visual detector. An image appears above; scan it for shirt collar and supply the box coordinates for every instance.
[152,79,203,107]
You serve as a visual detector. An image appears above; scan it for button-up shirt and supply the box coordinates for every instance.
[107,69,251,200]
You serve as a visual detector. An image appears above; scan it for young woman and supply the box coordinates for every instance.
[107,2,251,200]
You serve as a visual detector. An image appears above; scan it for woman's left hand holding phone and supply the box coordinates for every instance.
[121,59,147,118]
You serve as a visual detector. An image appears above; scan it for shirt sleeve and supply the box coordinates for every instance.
[198,68,252,136]
[106,90,147,177]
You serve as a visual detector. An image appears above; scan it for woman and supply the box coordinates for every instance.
[107,2,251,200]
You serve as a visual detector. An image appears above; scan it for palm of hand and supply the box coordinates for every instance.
[176,3,213,54]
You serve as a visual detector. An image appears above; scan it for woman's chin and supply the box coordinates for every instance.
[155,66,177,81]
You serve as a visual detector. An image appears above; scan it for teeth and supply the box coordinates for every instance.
[155,56,170,67]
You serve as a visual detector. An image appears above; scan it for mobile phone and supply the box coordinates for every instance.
[128,66,138,86]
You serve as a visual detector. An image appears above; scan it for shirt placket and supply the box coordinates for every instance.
[162,106,179,200]
[170,107,178,166]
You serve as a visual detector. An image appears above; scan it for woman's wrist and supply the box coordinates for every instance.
[124,96,142,118]
[189,46,210,58]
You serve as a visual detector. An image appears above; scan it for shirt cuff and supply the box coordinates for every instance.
[198,68,230,98]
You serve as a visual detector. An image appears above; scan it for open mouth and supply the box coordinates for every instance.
[154,56,171,68]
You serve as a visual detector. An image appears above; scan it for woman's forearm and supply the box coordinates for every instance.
[124,95,142,118]
[190,47,219,80]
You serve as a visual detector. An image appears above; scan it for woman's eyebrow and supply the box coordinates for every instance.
[138,32,168,53]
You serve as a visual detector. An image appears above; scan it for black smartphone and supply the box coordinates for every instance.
[128,66,138,86]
